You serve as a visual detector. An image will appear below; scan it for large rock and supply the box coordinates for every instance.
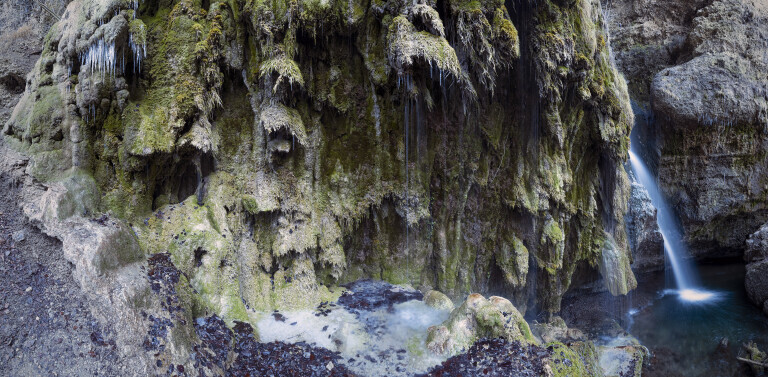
[425,293,535,356]
[531,316,586,344]
[626,173,663,271]
[611,0,768,257]
[607,0,708,104]
[745,224,768,313]
[746,224,768,263]
[423,289,455,312]
[0,0,71,125]
[597,336,646,377]
[651,0,768,256]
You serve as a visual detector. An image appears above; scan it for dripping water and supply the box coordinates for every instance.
[403,74,410,284]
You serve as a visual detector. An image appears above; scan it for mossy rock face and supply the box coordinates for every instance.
[545,342,591,377]
[424,290,455,312]
[5,0,635,333]
[426,293,536,356]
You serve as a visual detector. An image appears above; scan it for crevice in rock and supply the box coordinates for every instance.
[0,74,25,94]
[194,248,207,268]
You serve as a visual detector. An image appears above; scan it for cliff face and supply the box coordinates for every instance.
[4,0,634,332]
[609,0,768,258]
[0,0,71,125]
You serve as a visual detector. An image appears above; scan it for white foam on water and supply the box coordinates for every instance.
[255,299,451,377]
[678,288,719,303]
[256,308,363,351]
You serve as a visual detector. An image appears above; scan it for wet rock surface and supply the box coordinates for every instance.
[611,0,768,256]
[0,173,128,376]
[418,338,550,377]
[229,321,358,377]
[626,175,663,272]
[338,280,423,315]
[745,224,768,313]
[426,293,534,356]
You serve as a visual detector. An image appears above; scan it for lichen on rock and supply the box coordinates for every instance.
[3,0,638,370]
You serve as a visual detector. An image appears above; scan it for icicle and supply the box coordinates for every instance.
[128,24,147,74]
[80,38,118,79]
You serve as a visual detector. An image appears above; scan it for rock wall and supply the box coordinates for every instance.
[0,0,71,125]
[745,224,768,314]
[3,0,635,333]
[625,169,663,271]
[609,0,768,259]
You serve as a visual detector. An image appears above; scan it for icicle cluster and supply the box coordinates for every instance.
[129,26,147,74]
[71,1,146,79]
[80,38,120,79]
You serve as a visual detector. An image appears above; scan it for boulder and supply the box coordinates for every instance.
[745,224,768,263]
[648,0,768,256]
[597,336,646,377]
[744,225,768,313]
[532,316,586,344]
[626,175,664,271]
[423,290,454,312]
[426,293,535,356]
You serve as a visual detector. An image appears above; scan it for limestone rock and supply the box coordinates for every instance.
[4,0,636,354]
[746,224,768,263]
[745,225,768,313]
[532,316,586,344]
[626,174,663,271]
[649,0,768,255]
[426,293,534,356]
[610,0,768,257]
[423,290,454,312]
[597,336,646,377]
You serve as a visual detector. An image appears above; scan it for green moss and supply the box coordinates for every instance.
[492,7,519,60]
[387,16,466,88]
[259,55,304,92]
[546,342,589,377]
[495,233,529,287]
[4,0,636,330]
[569,341,605,377]
[129,18,148,46]
[260,102,307,145]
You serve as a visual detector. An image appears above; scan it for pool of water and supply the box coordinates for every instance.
[628,263,768,376]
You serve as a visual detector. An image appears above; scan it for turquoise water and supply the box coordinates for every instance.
[628,263,768,376]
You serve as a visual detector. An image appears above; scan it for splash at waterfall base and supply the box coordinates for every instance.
[560,262,768,377]
[627,149,719,304]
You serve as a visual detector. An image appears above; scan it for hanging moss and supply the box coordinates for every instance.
[5,0,636,328]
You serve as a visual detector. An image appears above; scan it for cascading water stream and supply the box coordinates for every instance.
[628,149,716,303]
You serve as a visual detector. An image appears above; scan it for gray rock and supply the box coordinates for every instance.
[745,224,768,263]
[426,294,535,356]
[613,0,768,257]
[745,224,768,313]
[12,230,25,242]
[423,290,454,312]
[746,259,768,314]
[626,175,663,271]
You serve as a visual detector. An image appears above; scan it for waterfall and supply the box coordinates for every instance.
[628,149,716,302]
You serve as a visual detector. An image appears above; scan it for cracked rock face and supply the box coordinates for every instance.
[610,0,768,258]
[745,224,768,314]
[652,0,768,257]
[625,171,663,271]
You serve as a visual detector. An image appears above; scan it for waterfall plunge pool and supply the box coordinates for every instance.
[628,263,768,376]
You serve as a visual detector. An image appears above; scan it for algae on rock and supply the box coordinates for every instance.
[5,0,636,349]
